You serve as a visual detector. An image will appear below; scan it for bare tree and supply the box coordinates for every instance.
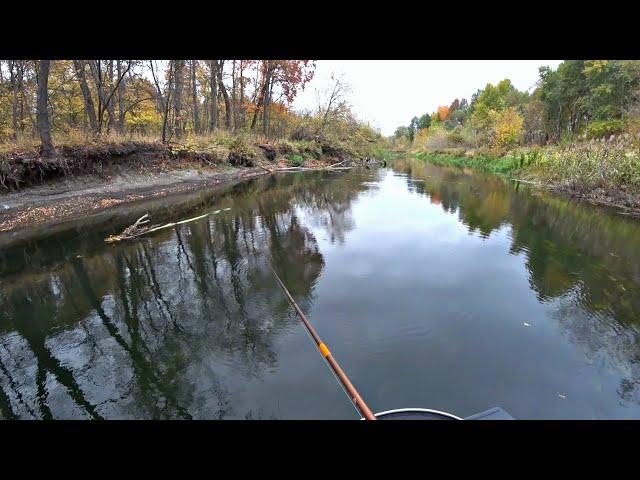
[149,60,174,144]
[238,60,245,128]
[107,61,116,133]
[36,60,55,157]
[216,60,233,131]
[117,60,126,134]
[316,73,349,135]
[231,60,237,130]
[209,60,218,132]
[73,60,98,133]
[191,60,201,134]
[87,60,130,135]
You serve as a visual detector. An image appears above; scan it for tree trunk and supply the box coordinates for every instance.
[209,60,218,132]
[23,61,37,135]
[162,62,174,144]
[231,60,237,130]
[106,61,116,133]
[262,62,274,137]
[9,61,18,140]
[250,63,269,131]
[117,60,126,135]
[149,60,170,143]
[88,61,105,133]
[172,60,185,138]
[73,60,98,134]
[36,60,55,158]
[191,60,201,134]
[239,60,245,129]
[17,61,26,135]
[216,61,233,131]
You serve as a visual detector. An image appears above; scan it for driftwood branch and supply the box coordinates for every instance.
[105,209,231,243]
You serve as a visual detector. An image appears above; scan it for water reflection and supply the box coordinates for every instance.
[393,159,640,411]
[1,162,640,419]
[0,171,364,419]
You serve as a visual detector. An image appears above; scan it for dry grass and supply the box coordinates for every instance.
[0,130,276,155]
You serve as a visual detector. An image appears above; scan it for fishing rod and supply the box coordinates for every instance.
[271,267,377,420]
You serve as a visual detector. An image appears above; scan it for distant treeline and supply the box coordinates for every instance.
[394,60,640,150]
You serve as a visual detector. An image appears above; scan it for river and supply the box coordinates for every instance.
[1,158,639,419]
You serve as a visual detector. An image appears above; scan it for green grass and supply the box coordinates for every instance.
[414,151,522,176]
[415,140,640,194]
[372,146,396,162]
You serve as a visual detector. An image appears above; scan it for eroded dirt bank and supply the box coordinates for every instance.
[0,138,382,234]
[0,163,268,234]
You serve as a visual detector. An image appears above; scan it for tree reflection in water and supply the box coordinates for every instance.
[2,162,640,419]
[0,171,366,419]
[394,158,640,406]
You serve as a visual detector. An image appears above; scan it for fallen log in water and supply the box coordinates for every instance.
[256,159,357,174]
[325,160,346,169]
[274,165,353,172]
[511,178,542,186]
[105,209,231,243]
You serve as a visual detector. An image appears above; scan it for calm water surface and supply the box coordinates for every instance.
[1,158,640,419]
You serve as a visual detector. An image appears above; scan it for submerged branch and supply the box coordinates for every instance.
[105,210,231,243]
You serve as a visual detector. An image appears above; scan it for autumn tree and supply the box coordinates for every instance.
[251,60,315,137]
[437,105,450,121]
[470,79,528,140]
[492,107,524,148]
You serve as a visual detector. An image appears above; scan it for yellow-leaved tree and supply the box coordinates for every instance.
[492,107,524,148]
[414,127,430,148]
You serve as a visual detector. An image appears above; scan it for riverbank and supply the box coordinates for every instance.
[0,136,389,233]
[0,162,268,233]
[413,140,640,217]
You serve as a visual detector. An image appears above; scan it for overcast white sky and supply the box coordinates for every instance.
[292,60,563,136]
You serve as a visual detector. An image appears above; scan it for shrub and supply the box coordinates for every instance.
[446,131,465,146]
[289,154,305,166]
[586,119,625,139]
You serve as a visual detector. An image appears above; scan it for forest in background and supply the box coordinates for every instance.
[0,60,387,183]
[394,60,640,150]
[393,60,640,201]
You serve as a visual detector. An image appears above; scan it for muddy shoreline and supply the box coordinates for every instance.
[0,163,269,235]
[411,150,640,218]
[512,178,640,218]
